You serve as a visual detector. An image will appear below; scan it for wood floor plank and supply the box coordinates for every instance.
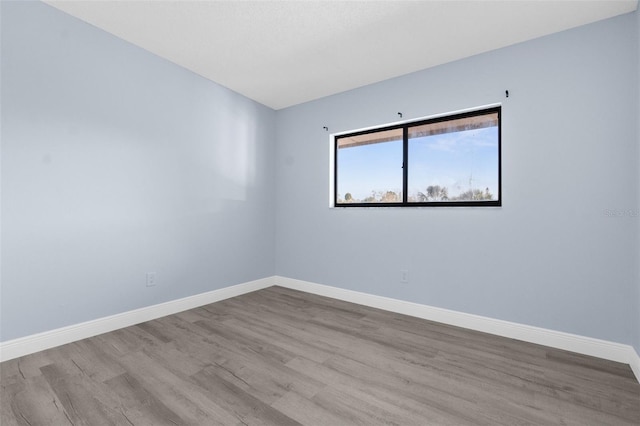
[138,340,209,378]
[103,372,185,425]
[193,317,298,365]
[1,286,639,425]
[283,355,487,425]
[1,375,72,426]
[271,390,358,426]
[190,366,302,426]
[118,350,241,425]
[56,339,127,384]
[219,316,337,364]
[40,362,129,425]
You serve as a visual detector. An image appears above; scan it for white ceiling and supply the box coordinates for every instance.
[44,0,638,110]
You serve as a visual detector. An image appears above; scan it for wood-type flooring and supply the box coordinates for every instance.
[1,286,639,425]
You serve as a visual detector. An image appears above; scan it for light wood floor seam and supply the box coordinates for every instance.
[2,286,639,425]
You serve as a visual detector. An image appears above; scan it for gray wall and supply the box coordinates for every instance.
[636,6,640,356]
[1,1,638,351]
[1,1,276,341]
[275,12,639,346]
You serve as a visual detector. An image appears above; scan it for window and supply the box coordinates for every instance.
[334,106,501,207]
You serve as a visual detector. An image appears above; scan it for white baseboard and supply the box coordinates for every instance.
[3,275,638,385]
[275,276,640,383]
[0,277,274,362]
[630,347,640,383]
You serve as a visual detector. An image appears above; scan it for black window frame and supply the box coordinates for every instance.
[333,106,502,207]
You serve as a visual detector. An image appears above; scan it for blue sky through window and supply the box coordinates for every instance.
[408,126,498,200]
[337,139,402,201]
[337,125,498,202]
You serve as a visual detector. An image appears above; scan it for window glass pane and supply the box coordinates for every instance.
[336,128,403,204]
[407,112,499,203]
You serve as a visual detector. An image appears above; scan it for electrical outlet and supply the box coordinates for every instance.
[400,269,409,283]
[146,272,157,287]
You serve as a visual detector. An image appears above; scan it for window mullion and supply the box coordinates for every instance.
[402,127,408,204]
